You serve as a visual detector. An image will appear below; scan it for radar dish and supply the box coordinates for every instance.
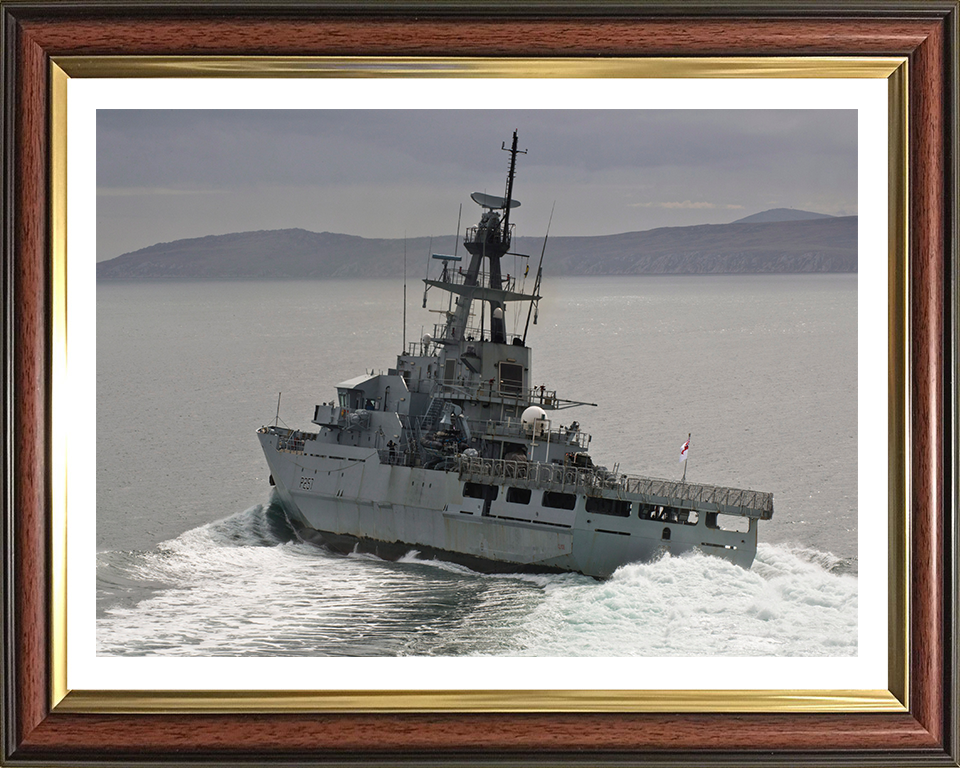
[470,192,520,210]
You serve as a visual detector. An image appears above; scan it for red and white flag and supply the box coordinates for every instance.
[679,439,690,463]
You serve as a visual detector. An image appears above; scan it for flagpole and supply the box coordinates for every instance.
[681,432,691,483]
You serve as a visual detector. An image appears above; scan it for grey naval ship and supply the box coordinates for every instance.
[258,132,774,578]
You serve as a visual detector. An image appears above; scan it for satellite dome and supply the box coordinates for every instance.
[521,405,547,424]
[521,406,548,436]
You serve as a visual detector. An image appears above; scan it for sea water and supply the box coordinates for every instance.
[96,275,858,656]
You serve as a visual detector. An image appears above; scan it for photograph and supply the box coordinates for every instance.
[95,109,860,659]
[3,3,957,764]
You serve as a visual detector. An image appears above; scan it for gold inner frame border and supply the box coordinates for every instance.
[50,55,909,715]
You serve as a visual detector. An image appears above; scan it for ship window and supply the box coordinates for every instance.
[444,358,457,384]
[662,527,671,540]
[506,487,531,505]
[338,389,363,409]
[708,514,750,533]
[638,503,664,521]
[498,362,523,395]
[585,497,632,517]
[542,491,577,510]
[463,482,498,500]
[639,504,700,526]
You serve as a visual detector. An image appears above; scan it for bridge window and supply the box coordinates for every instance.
[498,362,523,395]
[337,389,364,409]
[543,491,577,510]
[585,497,632,517]
[506,487,531,504]
[463,482,498,500]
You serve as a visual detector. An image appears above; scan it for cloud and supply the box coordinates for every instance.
[96,109,856,258]
[97,187,224,197]
[629,201,745,210]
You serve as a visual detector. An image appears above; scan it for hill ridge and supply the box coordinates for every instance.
[98,216,858,279]
[732,208,837,224]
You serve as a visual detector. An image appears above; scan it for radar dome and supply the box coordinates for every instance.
[521,405,547,425]
[521,405,548,436]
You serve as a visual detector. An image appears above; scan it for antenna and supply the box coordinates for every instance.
[402,236,407,353]
[500,130,527,240]
[275,392,281,427]
[422,236,432,308]
[451,203,462,313]
[454,203,462,258]
[523,202,554,345]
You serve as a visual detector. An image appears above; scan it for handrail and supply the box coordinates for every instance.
[429,267,521,294]
[455,456,774,517]
[263,425,318,454]
[431,380,560,406]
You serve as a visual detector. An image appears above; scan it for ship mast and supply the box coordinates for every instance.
[421,131,539,353]
[413,132,596,415]
[500,131,525,246]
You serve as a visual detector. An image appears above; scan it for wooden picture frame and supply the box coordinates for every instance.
[2,2,957,765]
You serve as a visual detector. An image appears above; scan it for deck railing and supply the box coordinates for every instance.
[455,456,773,518]
[476,417,587,448]
[262,426,316,454]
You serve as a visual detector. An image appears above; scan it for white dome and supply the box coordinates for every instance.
[521,405,547,426]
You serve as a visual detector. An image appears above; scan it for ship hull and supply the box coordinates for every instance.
[260,431,757,578]
[289,524,570,576]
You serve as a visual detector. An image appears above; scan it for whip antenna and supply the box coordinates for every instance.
[454,203,462,258]
[523,202,554,345]
[422,236,432,308]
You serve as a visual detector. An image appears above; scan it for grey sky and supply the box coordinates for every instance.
[96,110,857,261]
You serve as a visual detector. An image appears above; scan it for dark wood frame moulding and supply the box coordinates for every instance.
[1,1,958,766]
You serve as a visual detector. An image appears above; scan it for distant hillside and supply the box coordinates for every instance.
[733,208,837,224]
[97,216,857,279]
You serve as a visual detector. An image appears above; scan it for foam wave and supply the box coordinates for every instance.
[98,504,857,657]
[393,549,587,588]
[757,542,858,576]
[514,544,857,656]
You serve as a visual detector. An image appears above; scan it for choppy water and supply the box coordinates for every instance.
[96,496,857,657]
[96,275,858,656]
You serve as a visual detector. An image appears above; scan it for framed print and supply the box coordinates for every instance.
[2,2,957,766]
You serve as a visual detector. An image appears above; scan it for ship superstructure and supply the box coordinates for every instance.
[258,131,773,577]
